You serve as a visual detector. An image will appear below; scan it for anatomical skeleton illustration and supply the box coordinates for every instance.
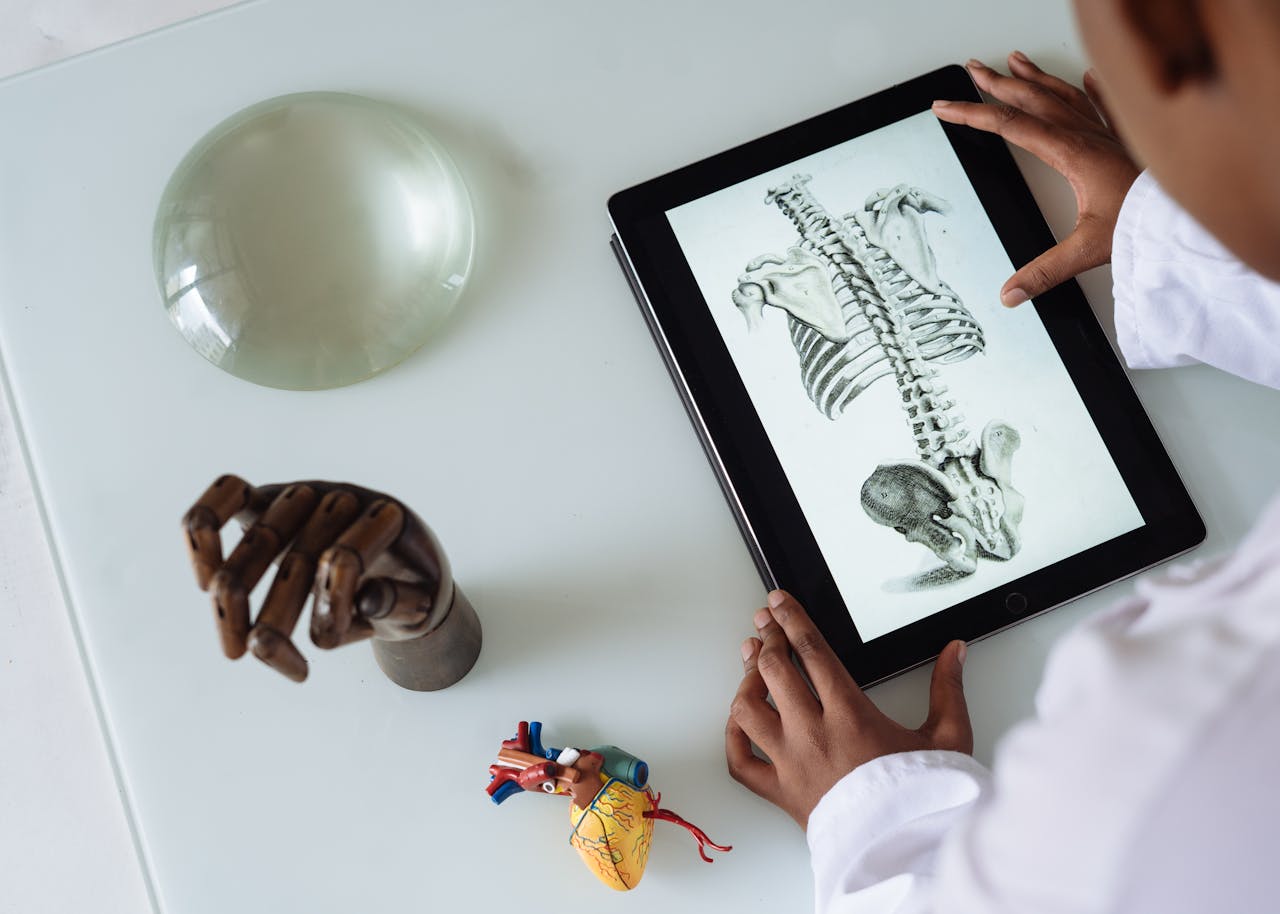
[732,175,1024,576]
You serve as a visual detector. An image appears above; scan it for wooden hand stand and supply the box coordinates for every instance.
[182,475,481,691]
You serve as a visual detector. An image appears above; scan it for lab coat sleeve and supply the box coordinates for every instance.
[804,492,1280,914]
[1111,170,1280,389]
[806,750,991,914]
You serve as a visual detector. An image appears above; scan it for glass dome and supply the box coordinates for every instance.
[153,92,475,389]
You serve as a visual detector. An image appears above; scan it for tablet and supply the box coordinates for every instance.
[608,65,1204,686]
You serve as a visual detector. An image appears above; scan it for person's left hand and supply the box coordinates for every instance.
[725,590,971,829]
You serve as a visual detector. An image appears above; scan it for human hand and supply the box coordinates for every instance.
[725,590,971,829]
[933,52,1140,307]
[182,475,451,682]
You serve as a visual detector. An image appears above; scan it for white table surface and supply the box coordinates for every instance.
[2,3,1278,913]
[1,8,236,913]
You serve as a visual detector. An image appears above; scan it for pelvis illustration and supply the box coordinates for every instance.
[487,721,730,891]
[733,177,1024,574]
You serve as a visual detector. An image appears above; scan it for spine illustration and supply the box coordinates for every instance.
[733,176,1024,575]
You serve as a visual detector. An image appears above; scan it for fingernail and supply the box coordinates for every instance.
[741,639,755,662]
[966,58,985,70]
[754,607,773,630]
[1011,50,1029,62]
[931,99,951,110]
[767,589,787,609]
[957,641,968,667]
[1001,287,1028,307]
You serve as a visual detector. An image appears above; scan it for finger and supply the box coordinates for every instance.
[1006,51,1106,128]
[763,590,863,708]
[1083,68,1117,132]
[920,641,973,753]
[1000,223,1109,306]
[244,627,308,683]
[728,638,782,750]
[209,484,319,659]
[387,510,446,592]
[311,499,405,649]
[931,98,1076,174]
[182,474,254,590]
[753,606,822,717]
[304,614,374,650]
[725,717,780,802]
[355,577,435,638]
[966,59,1100,134]
[247,489,362,681]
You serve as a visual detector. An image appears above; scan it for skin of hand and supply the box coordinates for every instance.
[932,53,1140,307]
[725,590,971,829]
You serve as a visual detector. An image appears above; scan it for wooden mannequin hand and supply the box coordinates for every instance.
[933,52,1140,307]
[725,591,971,829]
[182,475,451,682]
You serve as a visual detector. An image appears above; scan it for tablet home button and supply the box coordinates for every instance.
[1005,592,1028,614]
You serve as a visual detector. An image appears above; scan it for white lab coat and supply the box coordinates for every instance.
[807,171,1280,914]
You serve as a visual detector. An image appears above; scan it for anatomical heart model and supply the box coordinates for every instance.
[486,721,730,891]
[733,176,1024,576]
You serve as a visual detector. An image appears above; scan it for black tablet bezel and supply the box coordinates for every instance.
[608,64,1204,686]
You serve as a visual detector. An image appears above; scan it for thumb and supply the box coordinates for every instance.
[1083,68,1117,132]
[999,227,1105,307]
[921,641,973,753]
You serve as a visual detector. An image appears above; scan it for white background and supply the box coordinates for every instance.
[668,112,1142,640]
[1,8,239,914]
[2,3,1278,914]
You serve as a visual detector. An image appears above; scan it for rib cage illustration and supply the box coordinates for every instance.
[733,175,1024,576]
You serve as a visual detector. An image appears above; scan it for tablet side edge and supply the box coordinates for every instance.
[608,231,778,591]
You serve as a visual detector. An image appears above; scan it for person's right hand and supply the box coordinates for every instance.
[932,52,1141,307]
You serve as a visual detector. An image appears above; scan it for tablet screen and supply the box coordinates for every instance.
[665,110,1143,641]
